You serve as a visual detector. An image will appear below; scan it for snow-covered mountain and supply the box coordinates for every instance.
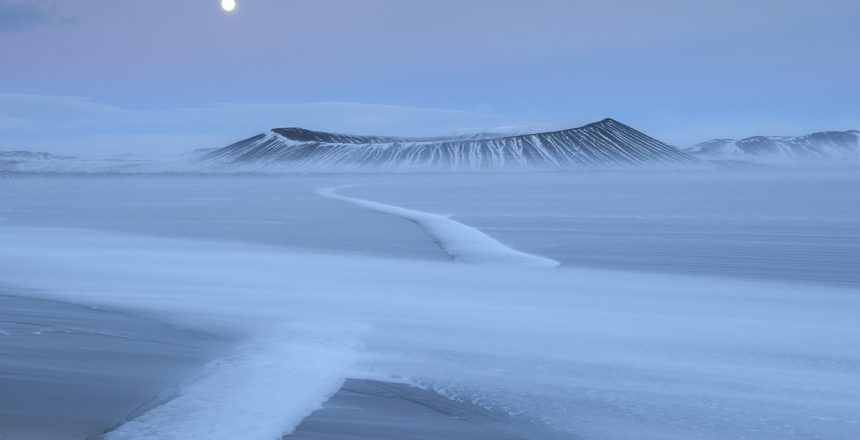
[687,130,860,162]
[195,118,705,171]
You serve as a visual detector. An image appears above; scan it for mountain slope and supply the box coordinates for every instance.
[196,119,704,171]
[687,130,860,161]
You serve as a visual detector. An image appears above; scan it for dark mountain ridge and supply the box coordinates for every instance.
[197,118,705,171]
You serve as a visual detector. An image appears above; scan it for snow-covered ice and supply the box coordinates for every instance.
[1,169,859,439]
[104,323,366,440]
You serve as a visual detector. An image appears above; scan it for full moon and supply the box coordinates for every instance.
[221,0,236,12]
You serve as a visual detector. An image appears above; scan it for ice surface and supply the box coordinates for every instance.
[2,225,860,439]
[0,174,444,261]
[287,379,563,440]
[1,170,859,439]
[344,169,860,288]
[0,293,224,440]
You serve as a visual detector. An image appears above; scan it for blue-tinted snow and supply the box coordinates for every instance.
[1,169,858,440]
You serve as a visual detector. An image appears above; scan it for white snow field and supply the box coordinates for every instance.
[1,169,859,440]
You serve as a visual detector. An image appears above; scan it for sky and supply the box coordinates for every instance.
[1,0,859,155]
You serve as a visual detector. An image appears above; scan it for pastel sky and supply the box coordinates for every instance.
[2,0,859,155]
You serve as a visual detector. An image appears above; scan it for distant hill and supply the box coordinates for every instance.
[686,130,860,162]
[0,151,65,171]
[0,150,62,161]
[0,150,166,173]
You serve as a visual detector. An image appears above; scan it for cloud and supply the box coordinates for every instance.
[0,1,66,32]
[0,94,523,155]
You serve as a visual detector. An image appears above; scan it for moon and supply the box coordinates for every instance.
[221,0,236,12]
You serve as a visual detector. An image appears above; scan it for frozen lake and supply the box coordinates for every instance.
[0,174,443,261]
[345,169,860,287]
[1,169,859,440]
[3,169,857,286]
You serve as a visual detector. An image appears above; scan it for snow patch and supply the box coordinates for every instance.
[317,186,560,268]
[106,323,365,440]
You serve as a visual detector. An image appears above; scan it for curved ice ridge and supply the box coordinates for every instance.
[318,186,561,268]
[105,324,365,440]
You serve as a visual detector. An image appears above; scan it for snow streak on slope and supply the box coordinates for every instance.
[198,119,705,171]
[318,186,561,268]
[687,130,860,161]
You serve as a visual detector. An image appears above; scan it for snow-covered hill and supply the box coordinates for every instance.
[687,130,860,162]
[195,118,705,171]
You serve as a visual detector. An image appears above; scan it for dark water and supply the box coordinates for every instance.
[0,293,226,440]
[287,380,560,440]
